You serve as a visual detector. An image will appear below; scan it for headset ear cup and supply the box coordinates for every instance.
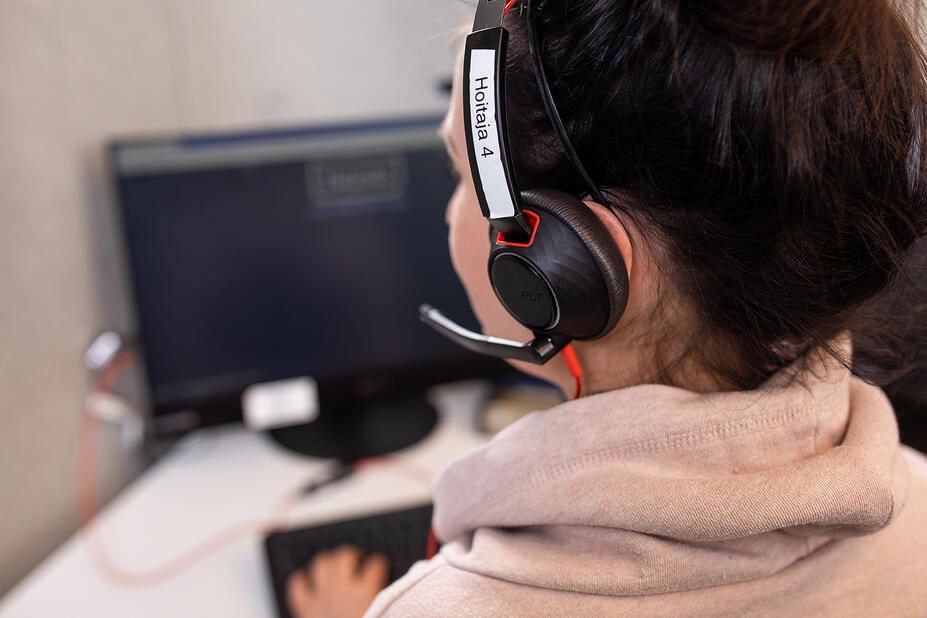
[517,189,629,338]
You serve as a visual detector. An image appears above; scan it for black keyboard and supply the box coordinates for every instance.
[263,504,435,618]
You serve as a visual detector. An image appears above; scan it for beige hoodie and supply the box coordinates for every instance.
[366,351,927,617]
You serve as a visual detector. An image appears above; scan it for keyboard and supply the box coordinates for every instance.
[263,504,435,618]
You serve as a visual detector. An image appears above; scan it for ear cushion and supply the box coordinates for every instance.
[519,188,629,338]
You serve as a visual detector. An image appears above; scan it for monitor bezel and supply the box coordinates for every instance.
[107,115,510,438]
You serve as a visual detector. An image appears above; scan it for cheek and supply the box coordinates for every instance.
[446,183,531,338]
[447,184,492,305]
[445,182,570,390]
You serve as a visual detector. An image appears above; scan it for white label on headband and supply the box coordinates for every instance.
[468,49,518,220]
[242,377,319,430]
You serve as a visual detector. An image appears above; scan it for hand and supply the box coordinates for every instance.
[286,545,389,618]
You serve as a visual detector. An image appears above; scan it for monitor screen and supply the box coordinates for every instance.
[111,116,503,436]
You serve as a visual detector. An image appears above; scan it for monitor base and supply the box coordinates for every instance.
[266,395,439,461]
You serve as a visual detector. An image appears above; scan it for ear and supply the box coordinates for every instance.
[583,200,633,282]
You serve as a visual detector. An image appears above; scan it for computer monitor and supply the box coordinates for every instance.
[110,115,507,459]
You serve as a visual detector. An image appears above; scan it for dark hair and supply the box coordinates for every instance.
[501,0,927,389]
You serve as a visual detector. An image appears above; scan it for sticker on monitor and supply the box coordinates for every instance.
[242,377,320,430]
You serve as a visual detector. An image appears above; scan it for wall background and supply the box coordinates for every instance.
[0,0,469,597]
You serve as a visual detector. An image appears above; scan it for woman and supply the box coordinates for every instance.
[288,0,927,615]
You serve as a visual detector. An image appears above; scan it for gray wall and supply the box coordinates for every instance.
[0,0,468,597]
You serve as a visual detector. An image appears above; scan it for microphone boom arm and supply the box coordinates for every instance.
[418,304,570,365]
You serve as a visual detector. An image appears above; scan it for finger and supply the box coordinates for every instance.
[286,568,319,618]
[310,549,337,592]
[330,545,364,580]
[359,553,390,591]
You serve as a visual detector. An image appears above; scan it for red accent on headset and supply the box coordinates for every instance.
[496,209,540,248]
[426,526,438,559]
[562,344,583,399]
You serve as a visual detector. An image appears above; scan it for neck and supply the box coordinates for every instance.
[572,332,739,397]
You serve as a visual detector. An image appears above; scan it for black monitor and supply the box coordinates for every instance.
[110,116,507,459]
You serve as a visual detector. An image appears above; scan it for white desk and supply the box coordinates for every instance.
[0,382,490,618]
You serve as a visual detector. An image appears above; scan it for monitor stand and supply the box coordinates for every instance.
[266,394,439,461]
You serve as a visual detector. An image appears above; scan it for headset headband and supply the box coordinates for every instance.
[464,0,610,239]
[463,0,531,237]
[420,0,628,369]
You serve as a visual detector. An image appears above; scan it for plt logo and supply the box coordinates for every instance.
[521,290,543,303]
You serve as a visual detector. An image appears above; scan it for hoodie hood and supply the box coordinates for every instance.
[431,348,910,597]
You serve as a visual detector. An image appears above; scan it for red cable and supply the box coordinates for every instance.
[78,350,138,528]
[78,352,438,587]
[562,344,583,400]
[503,0,518,16]
[352,456,435,486]
[78,350,309,587]
[426,527,438,559]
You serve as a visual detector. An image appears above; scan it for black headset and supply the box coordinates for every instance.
[420,0,629,365]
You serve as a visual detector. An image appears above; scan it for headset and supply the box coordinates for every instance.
[419,0,629,370]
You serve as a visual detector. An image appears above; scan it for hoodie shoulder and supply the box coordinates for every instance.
[364,553,643,618]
